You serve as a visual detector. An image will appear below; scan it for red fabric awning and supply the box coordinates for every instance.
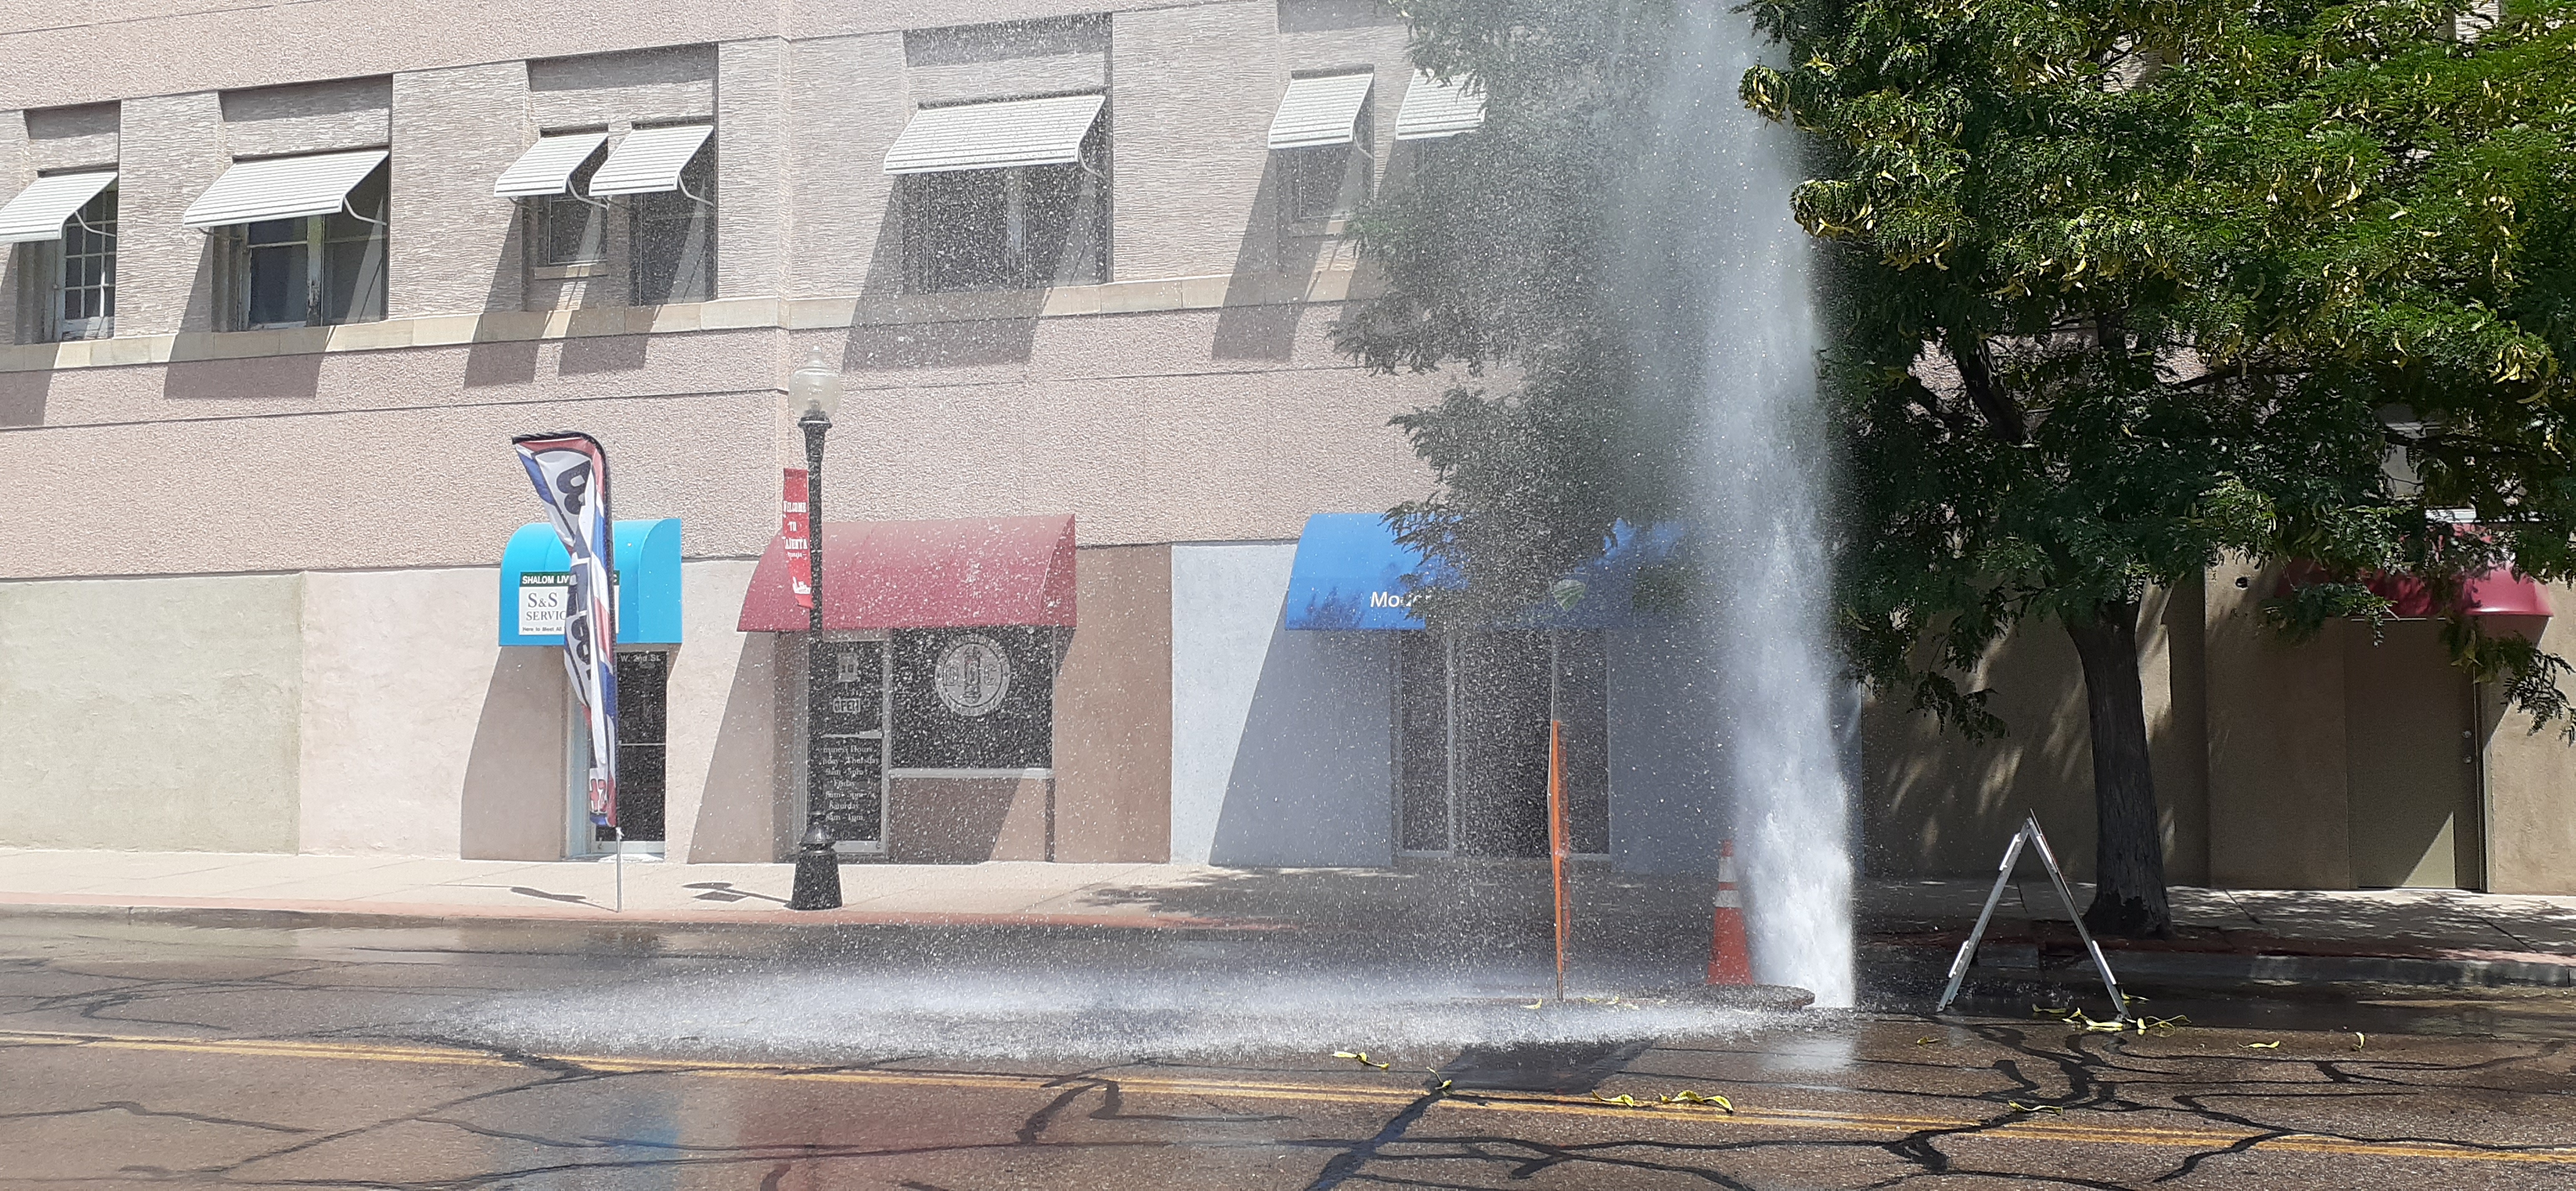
[2276,561,2552,619]
[737,514,1076,631]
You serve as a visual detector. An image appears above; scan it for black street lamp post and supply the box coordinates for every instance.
[788,349,844,911]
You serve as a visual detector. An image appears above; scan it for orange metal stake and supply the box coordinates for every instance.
[1548,718,1571,1002]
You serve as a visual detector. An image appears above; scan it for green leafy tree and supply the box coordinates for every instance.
[1342,0,2576,935]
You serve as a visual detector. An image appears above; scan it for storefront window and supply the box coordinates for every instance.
[891,627,1056,769]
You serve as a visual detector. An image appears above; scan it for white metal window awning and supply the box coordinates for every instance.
[588,124,715,197]
[0,171,117,243]
[494,132,610,198]
[1268,73,1375,150]
[182,150,388,229]
[884,94,1106,175]
[1395,71,1486,140]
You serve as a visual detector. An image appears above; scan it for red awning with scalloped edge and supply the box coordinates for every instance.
[2276,561,2551,619]
[736,514,1076,631]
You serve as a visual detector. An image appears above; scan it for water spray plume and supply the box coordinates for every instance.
[1635,2,1857,1006]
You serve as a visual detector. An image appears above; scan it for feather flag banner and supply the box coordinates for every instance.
[512,431,619,828]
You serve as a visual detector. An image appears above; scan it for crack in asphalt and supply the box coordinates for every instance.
[6,944,2575,1187]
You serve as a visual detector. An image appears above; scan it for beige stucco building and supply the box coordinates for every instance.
[1,0,2567,894]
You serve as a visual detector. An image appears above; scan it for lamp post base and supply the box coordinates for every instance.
[788,830,842,911]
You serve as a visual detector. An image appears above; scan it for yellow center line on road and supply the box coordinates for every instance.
[6,1028,2573,1167]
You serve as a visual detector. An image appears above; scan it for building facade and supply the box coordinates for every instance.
[2,0,2569,894]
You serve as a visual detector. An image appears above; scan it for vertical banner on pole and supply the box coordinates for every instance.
[512,432,620,835]
[783,468,814,610]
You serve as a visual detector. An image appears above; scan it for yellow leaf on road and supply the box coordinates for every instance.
[2245,1041,2281,1050]
[1659,1091,1735,1112]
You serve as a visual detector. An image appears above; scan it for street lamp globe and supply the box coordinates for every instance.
[789,348,843,421]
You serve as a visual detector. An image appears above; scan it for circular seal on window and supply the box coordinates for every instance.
[932,634,1013,717]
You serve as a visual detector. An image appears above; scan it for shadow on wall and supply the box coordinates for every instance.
[1212,154,1318,362]
[160,350,326,403]
[1279,0,1398,33]
[686,634,781,862]
[889,777,1051,863]
[1862,622,2100,880]
[464,217,537,386]
[0,370,49,427]
[558,326,651,375]
[1208,619,1394,866]
[459,649,567,861]
[845,313,1040,372]
[179,233,221,335]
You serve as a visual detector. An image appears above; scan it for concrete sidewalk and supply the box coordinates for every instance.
[0,849,1271,929]
[1863,877,2576,989]
[2,848,2572,986]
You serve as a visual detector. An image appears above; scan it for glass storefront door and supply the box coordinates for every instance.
[570,649,670,856]
[1395,630,1611,859]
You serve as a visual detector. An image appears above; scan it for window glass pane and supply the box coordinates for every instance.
[1018,162,1088,283]
[889,627,1054,769]
[1284,145,1354,222]
[632,193,711,304]
[1452,631,1553,858]
[245,218,302,248]
[246,240,308,325]
[608,651,671,844]
[1397,632,1451,852]
[318,166,388,325]
[902,170,1012,293]
[902,157,1105,295]
[323,235,384,324]
[542,195,604,265]
[54,187,115,340]
[631,146,714,305]
[323,165,388,243]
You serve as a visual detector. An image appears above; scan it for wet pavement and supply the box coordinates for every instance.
[3,916,2573,1189]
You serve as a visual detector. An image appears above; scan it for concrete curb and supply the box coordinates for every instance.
[1866,938,2576,990]
[0,897,1286,935]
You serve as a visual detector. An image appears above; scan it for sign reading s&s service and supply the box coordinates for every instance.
[517,571,616,637]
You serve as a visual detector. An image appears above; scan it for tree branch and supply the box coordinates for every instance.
[1946,335,2026,444]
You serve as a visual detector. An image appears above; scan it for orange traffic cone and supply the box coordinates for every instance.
[1707,840,1754,986]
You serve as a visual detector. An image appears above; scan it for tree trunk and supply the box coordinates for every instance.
[2064,600,2173,938]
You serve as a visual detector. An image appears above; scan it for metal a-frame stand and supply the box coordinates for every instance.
[1933,814,2129,1021]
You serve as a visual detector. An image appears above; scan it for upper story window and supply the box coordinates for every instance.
[55,187,116,339]
[0,170,119,343]
[183,150,390,331]
[1268,72,1376,227]
[537,183,606,269]
[498,124,715,306]
[626,140,715,305]
[884,94,1108,295]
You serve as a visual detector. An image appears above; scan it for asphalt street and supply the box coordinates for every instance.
[2,916,2572,1189]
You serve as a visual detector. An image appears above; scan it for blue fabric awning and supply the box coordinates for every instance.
[499,518,682,646]
[1282,513,1680,630]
